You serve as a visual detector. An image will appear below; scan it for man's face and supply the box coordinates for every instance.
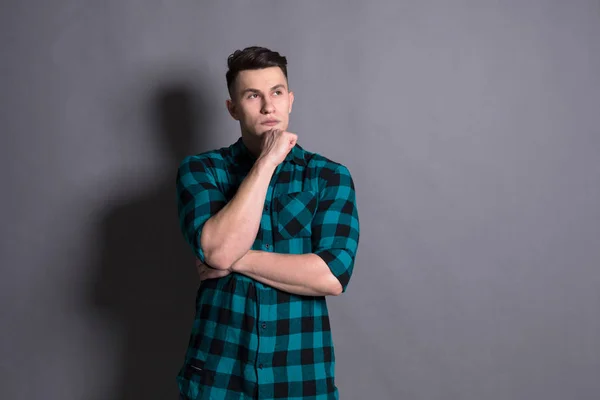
[227,67,294,139]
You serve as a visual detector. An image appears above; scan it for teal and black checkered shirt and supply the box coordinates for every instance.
[175,137,360,399]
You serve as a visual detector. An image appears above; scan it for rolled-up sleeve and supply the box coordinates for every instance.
[311,164,360,293]
[176,156,227,263]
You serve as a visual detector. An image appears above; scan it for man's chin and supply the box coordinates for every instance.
[244,125,287,137]
[260,124,287,133]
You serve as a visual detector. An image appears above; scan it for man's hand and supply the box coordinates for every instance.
[196,259,232,281]
[258,129,297,168]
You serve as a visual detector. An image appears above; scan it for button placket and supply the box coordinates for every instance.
[267,182,277,251]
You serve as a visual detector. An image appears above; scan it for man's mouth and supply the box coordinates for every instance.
[261,120,279,126]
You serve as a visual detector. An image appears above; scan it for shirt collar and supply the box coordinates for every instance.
[232,136,307,166]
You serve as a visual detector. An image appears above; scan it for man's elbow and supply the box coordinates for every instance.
[198,226,236,269]
[203,251,233,270]
[201,235,235,270]
[324,274,343,296]
[313,255,343,296]
[203,243,245,271]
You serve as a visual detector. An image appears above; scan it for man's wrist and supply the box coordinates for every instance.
[254,156,278,173]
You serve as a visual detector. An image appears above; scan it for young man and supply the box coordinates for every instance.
[175,46,360,400]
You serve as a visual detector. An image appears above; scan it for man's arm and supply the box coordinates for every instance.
[199,158,275,270]
[177,130,298,270]
[230,163,360,296]
[231,251,342,296]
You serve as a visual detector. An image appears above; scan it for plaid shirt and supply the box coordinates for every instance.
[175,137,360,399]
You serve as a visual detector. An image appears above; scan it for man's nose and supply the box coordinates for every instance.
[261,98,275,114]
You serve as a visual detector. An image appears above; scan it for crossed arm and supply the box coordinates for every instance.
[176,155,359,297]
[222,251,341,296]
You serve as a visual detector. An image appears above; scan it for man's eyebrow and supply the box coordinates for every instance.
[240,84,287,95]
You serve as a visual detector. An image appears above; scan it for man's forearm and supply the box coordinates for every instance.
[231,250,342,296]
[201,159,275,269]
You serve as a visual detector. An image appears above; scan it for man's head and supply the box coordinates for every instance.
[225,46,294,142]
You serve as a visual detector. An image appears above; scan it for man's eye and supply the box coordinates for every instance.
[248,93,258,99]
[274,90,282,95]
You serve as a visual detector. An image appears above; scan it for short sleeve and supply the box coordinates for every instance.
[311,164,360,293]
[176,156,227,263]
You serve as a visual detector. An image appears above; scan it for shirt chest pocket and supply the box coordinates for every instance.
[274,191,318,239]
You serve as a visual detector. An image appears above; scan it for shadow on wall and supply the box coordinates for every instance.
[90,80,211,400]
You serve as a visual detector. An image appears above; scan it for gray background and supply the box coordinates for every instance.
[2,1,599,399]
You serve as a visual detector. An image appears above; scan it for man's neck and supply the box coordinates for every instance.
[241,134,261,159]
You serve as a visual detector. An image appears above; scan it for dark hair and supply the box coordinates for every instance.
[226,46,288,97]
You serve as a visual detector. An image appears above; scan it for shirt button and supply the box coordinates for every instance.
[259,364,263,369]
[264,205,269,211]
[265,244,270,249]
[261,322,267,329]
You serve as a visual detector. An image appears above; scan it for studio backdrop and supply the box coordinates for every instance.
[2,1,600,399]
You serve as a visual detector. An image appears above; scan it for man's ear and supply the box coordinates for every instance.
[226,99,239,120]
[288,91,294,113]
